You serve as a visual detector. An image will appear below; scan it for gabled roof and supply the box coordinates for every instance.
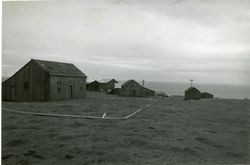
[201,92,213,96]
[121,79,155,92]
[98,78,118,83]
[88,80,99,84]
[143,86,155,92]
[33,59,87,78]
[122,79,141,88]
[87,78,97,83]
[185,87,201,93]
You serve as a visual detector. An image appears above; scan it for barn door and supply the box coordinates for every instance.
[130,90,136,97]
[69,85,73,99]
[132,90,136,97]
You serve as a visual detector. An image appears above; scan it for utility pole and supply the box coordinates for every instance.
[190,79,193,87]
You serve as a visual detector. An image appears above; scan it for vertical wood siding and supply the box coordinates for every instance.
[2,60,50,101]
[49,76,86,100]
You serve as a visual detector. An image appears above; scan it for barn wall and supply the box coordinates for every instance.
[185,91,201,100]
[87,81,100,91]
[99,82,115,92]
[143,89,155,97]
[2,61,50,101]
[119,81,143,97]
[49,76,86,100]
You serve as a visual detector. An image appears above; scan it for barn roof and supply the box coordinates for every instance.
[143,86,155,92]
[122,79,155,92]
[33,59,87,78]
[121,79,140,87]
[98,79,118,83]
[185,87,201,93]
[201,92,213,96]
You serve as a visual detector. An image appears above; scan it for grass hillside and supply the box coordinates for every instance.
[2,92,250,164]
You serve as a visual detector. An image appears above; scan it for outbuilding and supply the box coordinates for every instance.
[2,59,87,101]
[201,92,213,99]
[184,87,201,100]
[98,79,118,92]
[87,80,100,92]
[87,79,118,92]
[119,79,155,97]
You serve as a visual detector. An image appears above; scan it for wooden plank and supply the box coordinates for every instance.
[2,107,124,120]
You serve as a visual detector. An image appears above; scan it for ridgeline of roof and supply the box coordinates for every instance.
[122,79,138,87]
[33,59,87,78]
[98,79,118,83]
[122,79,155,92]
[143,86,155,92]
[185,87,201,93]
[201,92,213,95]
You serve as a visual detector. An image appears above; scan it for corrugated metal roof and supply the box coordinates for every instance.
[33,59,87,78]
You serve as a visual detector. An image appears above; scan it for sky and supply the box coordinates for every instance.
[2,0,250,85]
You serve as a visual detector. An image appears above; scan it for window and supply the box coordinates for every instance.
[57,81,61,92]
[24,81,29,90]
[80,86,83,91]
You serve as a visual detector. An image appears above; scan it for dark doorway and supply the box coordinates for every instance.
[69,85,73,99]
[132,90,136,97]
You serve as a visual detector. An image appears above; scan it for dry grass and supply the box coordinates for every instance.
[2,92,250,164]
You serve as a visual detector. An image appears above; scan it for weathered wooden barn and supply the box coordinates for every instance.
[201,92,213,99]
[2,59,87,101]
[184,87,201,100]
[119,80,155,97]
[87,79,118,92]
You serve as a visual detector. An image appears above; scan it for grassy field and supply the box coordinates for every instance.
[2,92,250,164]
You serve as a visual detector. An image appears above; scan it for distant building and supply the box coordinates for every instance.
[201,92,213,99]
[87,79,118,92]
[119,79,155,97]
[87,80,99,91]
[2,59,87,101]
[184,87,201,100]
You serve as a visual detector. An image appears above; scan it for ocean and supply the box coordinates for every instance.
[116,81,250,99]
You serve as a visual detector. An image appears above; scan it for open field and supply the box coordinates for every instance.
[2,92,250,164]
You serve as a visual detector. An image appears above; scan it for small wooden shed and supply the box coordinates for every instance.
[119,79,155,97]
[87,80,99,91]
[2,59,87,101]
[87,79,118,92]
[184,87,201,100]
[201,92,213,99]
[98,79,118,92]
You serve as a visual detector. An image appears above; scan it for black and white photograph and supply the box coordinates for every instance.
[1,0,250,164]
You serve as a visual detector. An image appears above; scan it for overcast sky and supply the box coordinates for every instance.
[2,0,250,85]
